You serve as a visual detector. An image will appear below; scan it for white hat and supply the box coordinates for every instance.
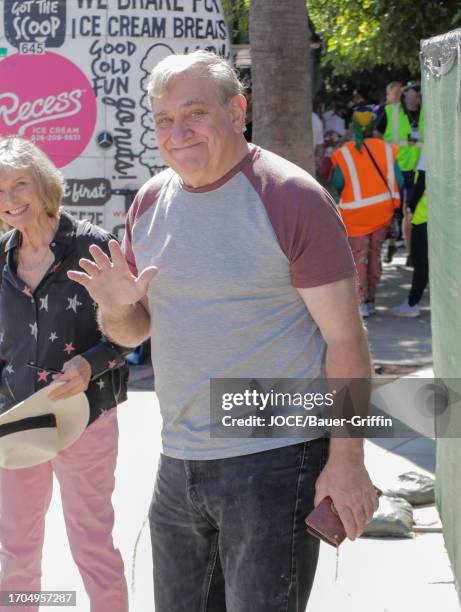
[0,383,89,469]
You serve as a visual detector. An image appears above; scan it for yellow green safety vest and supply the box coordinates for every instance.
[383,104,424,172]
[412,171,427,225]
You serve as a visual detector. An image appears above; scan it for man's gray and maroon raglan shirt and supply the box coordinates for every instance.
[122,145,356,460]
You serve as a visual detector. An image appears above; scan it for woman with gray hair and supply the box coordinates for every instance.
[0,136,129,612]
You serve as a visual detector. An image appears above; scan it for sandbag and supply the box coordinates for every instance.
[362,495,414,538]
[384,471,435,505]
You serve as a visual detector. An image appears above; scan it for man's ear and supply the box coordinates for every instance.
[228,94,247,134]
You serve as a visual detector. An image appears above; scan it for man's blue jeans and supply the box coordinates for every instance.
[149,437,329,611]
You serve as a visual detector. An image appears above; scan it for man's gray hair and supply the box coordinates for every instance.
[147,51,245,106]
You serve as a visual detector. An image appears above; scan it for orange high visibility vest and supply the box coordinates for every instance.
[331,139,400,237]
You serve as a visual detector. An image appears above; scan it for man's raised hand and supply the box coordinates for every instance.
[67,239,157,313]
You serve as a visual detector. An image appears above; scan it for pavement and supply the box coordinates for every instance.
[38,250,460,611]
[366,252,432,367]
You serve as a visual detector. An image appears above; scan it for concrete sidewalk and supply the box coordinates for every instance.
[307,434,459,612]
[39,252,459,611]
[366,252,432,367]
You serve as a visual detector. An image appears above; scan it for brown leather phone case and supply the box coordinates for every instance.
[305,487,382,547]
[305,496,346,546]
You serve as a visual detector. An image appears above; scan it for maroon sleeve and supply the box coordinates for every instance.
[243,148,356,288]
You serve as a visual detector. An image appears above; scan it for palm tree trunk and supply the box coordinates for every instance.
[249,0,314,175]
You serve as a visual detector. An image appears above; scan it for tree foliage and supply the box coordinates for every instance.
[308,0,461,76]
[222,0,461,72]
[221,0,461,100]
[221,0,250,44]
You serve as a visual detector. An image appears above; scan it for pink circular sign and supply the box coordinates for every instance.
[0,52,97,168]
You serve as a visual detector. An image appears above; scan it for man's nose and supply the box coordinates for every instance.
[170,119,191,143]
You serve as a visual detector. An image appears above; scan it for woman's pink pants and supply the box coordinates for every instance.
[0,408,128,612]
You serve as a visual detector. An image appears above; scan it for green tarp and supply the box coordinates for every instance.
[421,29,461,604]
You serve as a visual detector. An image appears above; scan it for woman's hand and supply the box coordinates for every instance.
[67,239,157,315]
[48,355,92,400]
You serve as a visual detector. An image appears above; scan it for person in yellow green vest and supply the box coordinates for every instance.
[392,153,428,317]
[376,82,423,258]
[331,106,403,318]
[375,81,402,263]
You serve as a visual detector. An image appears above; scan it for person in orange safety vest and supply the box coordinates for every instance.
[331,106,403,318]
